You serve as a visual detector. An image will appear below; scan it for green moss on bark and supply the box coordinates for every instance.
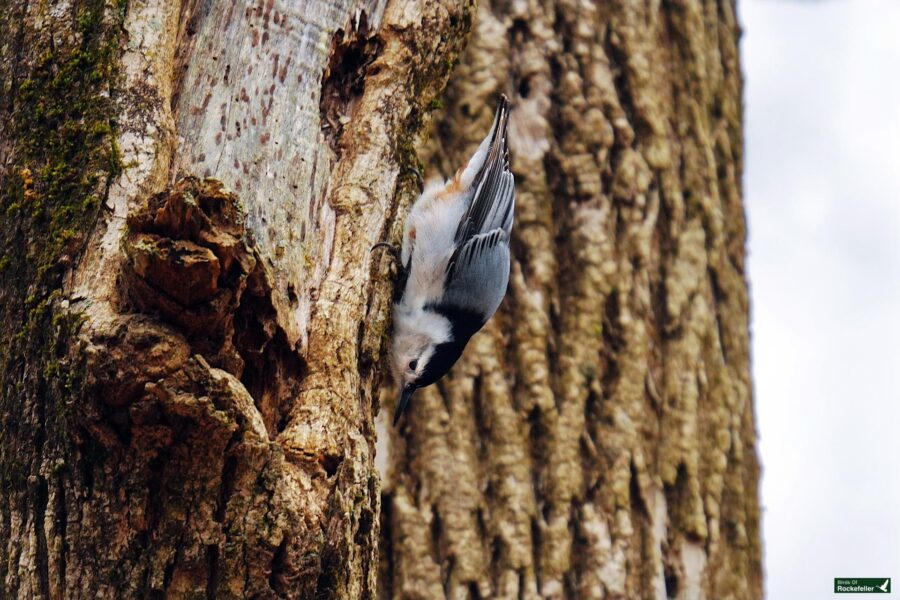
[1,0,122,282]
[0,1,123,590]
[0,0,122,362]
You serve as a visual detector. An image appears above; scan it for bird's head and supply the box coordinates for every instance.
[390,306,464,424]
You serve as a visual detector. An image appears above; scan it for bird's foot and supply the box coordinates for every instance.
[403,166,425,192]
[369,242,406,278]
[371,242,408,302]
[371,242,403,269]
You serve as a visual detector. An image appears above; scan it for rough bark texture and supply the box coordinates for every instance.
[0,0,471,597]
[382,1,762,599]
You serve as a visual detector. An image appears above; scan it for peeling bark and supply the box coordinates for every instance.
[1,0,471,598]
[382,1,762,599]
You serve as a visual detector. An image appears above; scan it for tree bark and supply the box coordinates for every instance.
[0,0,470,597]
[1,0,761,597]
[382,1,762,599]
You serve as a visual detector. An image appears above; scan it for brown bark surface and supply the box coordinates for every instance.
[0,0,470,597]
[382,1,762,599]
[0,0,761,598]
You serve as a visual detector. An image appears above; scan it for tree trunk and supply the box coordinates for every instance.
[0,0,470,597]
[382,1,762,599]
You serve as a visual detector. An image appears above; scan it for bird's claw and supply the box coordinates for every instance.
[371,242,408,301]
[371,241,400,256]
[404,166,425,192]
[371,242,402,267]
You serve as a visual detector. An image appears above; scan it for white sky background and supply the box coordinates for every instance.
[740,0,900,597]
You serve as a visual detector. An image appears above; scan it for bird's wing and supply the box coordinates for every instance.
[441,97,515,327]
[452,96,515,249]
[442,228,510,326]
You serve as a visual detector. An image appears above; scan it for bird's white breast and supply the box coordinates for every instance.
[400,185,467,308]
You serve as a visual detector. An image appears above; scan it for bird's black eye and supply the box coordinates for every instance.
[408,359,418,371]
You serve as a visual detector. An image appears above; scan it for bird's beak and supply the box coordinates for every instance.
[393,384,417,425]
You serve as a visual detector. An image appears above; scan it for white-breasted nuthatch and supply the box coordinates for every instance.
[376,95,515,425]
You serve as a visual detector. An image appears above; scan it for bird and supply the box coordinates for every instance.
[375,95,515,425]
[878,580,890,593]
